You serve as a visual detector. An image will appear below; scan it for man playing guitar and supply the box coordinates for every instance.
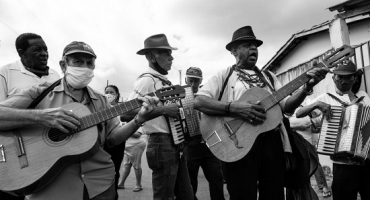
[194,26,329,200]
[0,41,158,200]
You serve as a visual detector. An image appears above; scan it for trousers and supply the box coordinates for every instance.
[146,133,193,200]
[332,163,370,200]
[225,130,285,200]
[184,142,225,200]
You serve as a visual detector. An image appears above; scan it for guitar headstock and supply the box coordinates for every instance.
[153,85,186,102]
[322,45,355,69]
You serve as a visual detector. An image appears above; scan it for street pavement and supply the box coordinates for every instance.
[117,147,359,200]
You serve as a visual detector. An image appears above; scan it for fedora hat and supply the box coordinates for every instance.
[226,26,263,51]
[137,34,177,55]
[333,60,362,75]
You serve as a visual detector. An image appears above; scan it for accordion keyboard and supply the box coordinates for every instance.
[317,106,342,155]
[167,86,201,145]
[168,108,186,145]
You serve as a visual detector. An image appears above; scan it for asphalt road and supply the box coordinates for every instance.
[117,146,359,200]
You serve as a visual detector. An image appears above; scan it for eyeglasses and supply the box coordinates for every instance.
[334,74,355,81]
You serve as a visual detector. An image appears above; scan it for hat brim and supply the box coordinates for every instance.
[334,70,363,76]
[186,75,203,79]
[65,49,97,58]
[137,46,178,55]
[226,39,263,51]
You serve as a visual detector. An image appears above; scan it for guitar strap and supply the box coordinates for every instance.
[218,65,236,101]
[326,93,364,107]
[138,73,172,87]
[27,79,62,109]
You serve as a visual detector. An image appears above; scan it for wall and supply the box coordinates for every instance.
[276,32,332,74]
[348,18,370,46]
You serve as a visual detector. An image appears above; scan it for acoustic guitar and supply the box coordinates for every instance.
[200,45,355,162]
[0,85,185,195]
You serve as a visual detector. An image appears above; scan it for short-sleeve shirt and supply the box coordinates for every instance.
[0,60,60,101]
[311,91,370,165]
[196,66,292,152]
[289,99,316,145]
[0,78,118,200]
[128,67,171,135]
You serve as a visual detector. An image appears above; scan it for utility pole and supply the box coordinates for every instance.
[179,70,182,85]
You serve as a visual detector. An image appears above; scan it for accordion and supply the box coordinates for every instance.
[318,103,370,161]
[166,86,202,145]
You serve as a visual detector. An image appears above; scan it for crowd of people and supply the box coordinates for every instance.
[0,25,368,200]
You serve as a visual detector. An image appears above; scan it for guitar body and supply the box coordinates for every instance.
[0,102,99,195]
[200,87,283,162]
[200,45,355,162]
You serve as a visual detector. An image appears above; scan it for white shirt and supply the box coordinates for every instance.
[196,66,292,152]
[0,60,60,101]
[128,67,171,135]
[311,91,370,165]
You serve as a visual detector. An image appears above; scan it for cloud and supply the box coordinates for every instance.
[0,0,340,99]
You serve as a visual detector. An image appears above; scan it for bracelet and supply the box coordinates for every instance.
[133,115,146,127]
[225,102,231,114]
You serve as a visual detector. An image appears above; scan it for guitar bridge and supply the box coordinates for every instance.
[0,144,5,162]
[205,131,221,148]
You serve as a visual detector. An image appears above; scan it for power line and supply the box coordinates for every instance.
[0,18,19,34]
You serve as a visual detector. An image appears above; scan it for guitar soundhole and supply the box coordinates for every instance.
[47,128,70,142]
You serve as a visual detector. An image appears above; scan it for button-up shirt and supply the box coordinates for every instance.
[0,78,117,200]
[0,60,60,101]
[128,67,172,135]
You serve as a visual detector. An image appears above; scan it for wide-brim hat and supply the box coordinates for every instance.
[137,34,177,55]
[63,41,96,58]
[226,26,263,51]
[333,60,362,75]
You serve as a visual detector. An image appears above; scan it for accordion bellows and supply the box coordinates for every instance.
[318,104,370,161]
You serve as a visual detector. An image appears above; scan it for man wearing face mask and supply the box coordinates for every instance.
[121,34,193,200]
[0,33,60,200]
[296,60,370,200]
[0,41,159,200]
[183,67,225,200]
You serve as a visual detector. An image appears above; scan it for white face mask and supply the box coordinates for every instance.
[65,66,94,89]
[105,94,116,103]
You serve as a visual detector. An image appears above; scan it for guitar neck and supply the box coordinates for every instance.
[67,85,185,133]
[73,98,142,133]
[260,62,325,110]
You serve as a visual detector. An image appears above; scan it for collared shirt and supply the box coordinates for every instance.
[0,78,117,200]
[196,66,292,152]
[311,91,370,165]
[0,60,60,101]
[128,67,171,135]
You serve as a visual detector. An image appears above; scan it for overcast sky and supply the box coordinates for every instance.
[0,0,342,99]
